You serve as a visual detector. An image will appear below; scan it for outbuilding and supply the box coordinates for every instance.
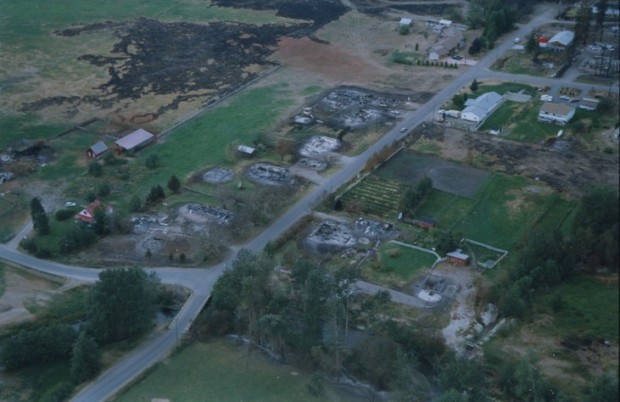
[538,102,575,125]
[399,17,413,27]
[413,216,438,229]
[237,144,257,157]
[578,98,599,111]
[114,128,155,153]
[87,141,108,159]
[446,249,470,266]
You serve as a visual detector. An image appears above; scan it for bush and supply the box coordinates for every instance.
[97,183,111,198]
[145,154,160,169]
[55,208,77,221]
[0,324,77,370]
[88,161,102,177]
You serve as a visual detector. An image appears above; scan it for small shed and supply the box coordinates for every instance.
[413,216,438,229]
[114,128,155,153]
[439,19,453,27]
[578,98,599,111]
[447,249,470,266]
[399,17,413,27]
[237,144,257,157]
[87,141,108,159]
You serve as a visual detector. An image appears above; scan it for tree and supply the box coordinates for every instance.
[596,0,608,41]
[145,154,160,169]
[452,93,465,109]
[0,324,76,370]
[574,3,593,45]
[274,139,296,161]
[468,37,483,55]
[30,197,50,235]
[436,231,460,256]
[512,354,554,402]
[470,78,479,92]
[146,185,166,205]
[129,195,142,212]
[70,332,102,384]
[86,268,160,343]
[398,25,410,35]
[97,183,111,198]
[93,207,110,236]
[167,175,181,194]
[438,355,488,401]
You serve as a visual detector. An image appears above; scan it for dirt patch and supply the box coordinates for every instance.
[417,124,620,197]
[0,267,63,328]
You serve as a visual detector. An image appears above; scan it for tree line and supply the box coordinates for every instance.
[0,268,162,399]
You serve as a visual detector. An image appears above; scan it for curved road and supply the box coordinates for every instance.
[0,5,617,401]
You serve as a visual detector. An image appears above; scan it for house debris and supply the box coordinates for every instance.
[297,158,327,171]
[202,167,234,184]
[0,172,15,184]
[299,136,341,158]
[181,203,232,225]
[246,163,294,186]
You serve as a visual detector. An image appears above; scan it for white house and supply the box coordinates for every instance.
[547,30,575,50]
[429,28,463,58]
[460,92,503,123]
[538,102,575,125]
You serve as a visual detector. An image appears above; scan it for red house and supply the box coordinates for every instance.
[87,141,109,159]
[413,216,438,229]
[75,200,113,224]
[446,249,470,266]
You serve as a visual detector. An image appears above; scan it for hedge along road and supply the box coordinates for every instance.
[0,5,614,402]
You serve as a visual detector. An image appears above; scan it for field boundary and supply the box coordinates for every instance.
[462,238,508,270]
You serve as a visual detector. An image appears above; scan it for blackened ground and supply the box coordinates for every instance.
[213,0,349,30]
[24,19,304,118]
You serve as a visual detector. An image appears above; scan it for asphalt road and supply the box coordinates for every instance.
[0,5,618,401]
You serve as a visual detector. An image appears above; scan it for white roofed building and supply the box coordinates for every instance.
[114,128,155,153]
[460,92,503,123]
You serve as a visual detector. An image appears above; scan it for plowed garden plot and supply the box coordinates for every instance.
[339,175,405,217]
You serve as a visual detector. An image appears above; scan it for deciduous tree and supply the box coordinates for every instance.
[70,332,102,384]
[86,268,160,343]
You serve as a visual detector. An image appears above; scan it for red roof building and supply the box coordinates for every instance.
[446,249,470,266]
[75,200,112,224]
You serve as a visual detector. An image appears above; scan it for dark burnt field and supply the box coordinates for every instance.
[20,0,351,123]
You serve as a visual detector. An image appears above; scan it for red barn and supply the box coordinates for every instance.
[413,216,438,229]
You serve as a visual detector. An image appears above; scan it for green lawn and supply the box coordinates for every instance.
[415,189,477,229]
[480,101,560,142]
[362,243,437,288]
[115,340,356,402]
[475,82,535,96]
[537,276,619,341]
[451,174,557,249]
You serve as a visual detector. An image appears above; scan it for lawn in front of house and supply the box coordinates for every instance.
[362,242,437,289]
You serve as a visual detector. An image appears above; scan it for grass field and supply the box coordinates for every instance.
[451,174,558,249]
[362,242,437,288]
[0,0,299,147]
[480,100,560,142]
[115,340,358,402]
[475,82,535,96]
[537,276,619,341]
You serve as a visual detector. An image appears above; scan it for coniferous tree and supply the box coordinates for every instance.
[30,197,49,235]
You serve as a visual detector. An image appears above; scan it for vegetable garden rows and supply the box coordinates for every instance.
[340,175,405,217]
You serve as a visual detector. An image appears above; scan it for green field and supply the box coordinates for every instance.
[481,100,560,142]
[414,189,477,228]
[537,276,619,341]
[363,242,438,288]
[452,174,558,249]
[115,340,357,402]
